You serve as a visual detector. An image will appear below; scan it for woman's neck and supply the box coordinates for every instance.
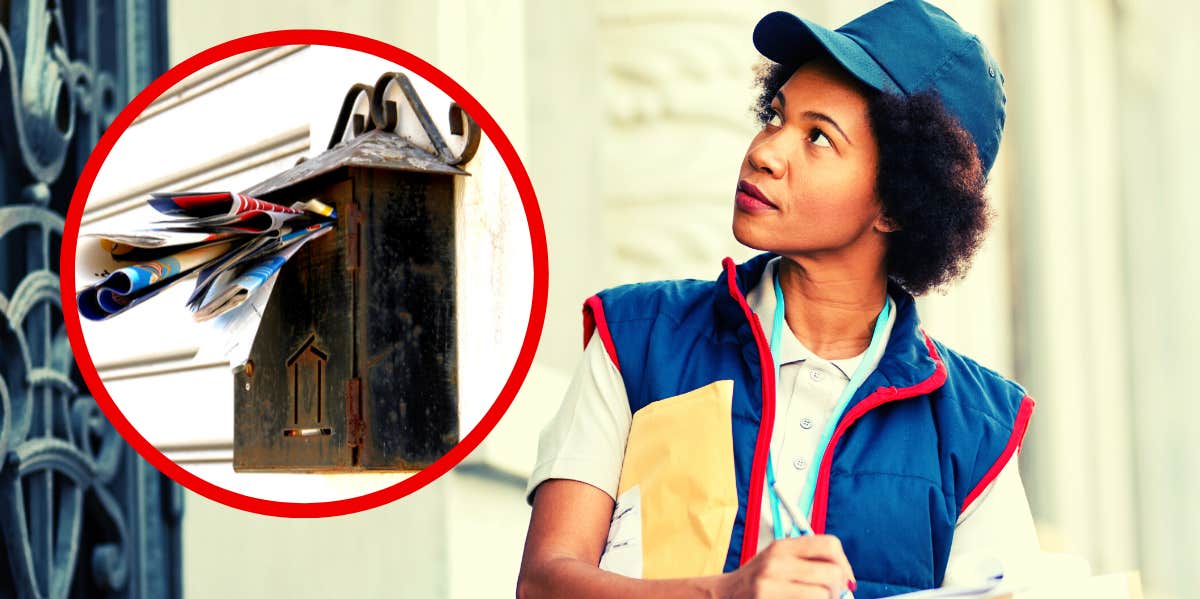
[775,254,889,360]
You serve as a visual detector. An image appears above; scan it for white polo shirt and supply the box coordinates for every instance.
[528,257,1045,586]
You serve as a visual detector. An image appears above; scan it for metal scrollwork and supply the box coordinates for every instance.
[1,0,178,597]
[327,71,482,165]
[2,0,74,183]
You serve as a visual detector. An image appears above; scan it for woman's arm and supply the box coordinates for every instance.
[517,479,856,599]
[518,479,722,598]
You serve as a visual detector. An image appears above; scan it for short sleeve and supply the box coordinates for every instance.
[525,336,632,504]
[945,453,1048,587]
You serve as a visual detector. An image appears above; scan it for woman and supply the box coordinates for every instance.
[519,2,1040,597]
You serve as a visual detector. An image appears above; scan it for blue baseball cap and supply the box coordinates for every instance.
[753,0,1006,175]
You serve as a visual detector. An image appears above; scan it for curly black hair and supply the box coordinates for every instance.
[753,61,992,296]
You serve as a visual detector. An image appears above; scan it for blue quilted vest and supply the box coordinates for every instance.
[583,253,1034,598]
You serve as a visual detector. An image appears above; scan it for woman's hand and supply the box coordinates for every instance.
[715,536,857,598]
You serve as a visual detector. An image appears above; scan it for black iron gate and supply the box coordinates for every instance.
[1,1,180,597]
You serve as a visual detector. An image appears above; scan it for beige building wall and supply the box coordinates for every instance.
[162,1,1198,598]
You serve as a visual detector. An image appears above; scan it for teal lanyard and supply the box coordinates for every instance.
[766,264,891,539]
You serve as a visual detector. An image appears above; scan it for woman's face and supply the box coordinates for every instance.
[733,57,888,259]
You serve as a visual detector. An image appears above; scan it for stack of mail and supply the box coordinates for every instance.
[77,191,335,322]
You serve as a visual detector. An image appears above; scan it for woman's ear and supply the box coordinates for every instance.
[875,213,901,233]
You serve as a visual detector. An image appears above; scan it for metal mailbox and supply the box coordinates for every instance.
[231,72,480,472]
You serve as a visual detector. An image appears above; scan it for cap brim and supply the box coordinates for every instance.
[753,11,901,94]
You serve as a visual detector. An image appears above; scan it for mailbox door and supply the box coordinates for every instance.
[234,178,356,471]
[357,168,459,469]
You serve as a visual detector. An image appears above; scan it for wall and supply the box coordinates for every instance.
[156,1,1199,597]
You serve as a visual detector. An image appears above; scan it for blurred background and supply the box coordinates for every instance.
[3,0,1197,597]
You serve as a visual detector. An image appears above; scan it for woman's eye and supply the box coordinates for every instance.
[764,109,782,128]
[808,128,833,148]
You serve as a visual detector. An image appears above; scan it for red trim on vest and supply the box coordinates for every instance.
[723,257,777,566]
[582,295,621,372]
[960,395,1035,513]
[810,331,949,534]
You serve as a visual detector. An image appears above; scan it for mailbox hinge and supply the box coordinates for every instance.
[346,378,364,450]
[345,202,362,272]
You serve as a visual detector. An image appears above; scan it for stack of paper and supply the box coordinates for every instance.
[884,556,1005,598]
[882,553,1141,599]
[77,191,335,322]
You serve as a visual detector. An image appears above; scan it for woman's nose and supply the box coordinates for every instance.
[747,136,787,179]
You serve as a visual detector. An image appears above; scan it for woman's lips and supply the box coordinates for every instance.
[735,180,778,212]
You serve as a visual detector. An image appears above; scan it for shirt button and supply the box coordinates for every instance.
[792,458,808,470]
[809,370,824,382]
[799,417,813,429]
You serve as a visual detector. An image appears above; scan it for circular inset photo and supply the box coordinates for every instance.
[60,32,546,516]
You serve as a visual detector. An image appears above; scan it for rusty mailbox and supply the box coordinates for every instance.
[231,72,480,472]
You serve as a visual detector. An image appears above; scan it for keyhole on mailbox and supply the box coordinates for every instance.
[283,334,332,437]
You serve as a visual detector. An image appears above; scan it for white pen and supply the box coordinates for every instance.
[771,481,813,536]
[771,482,855,599]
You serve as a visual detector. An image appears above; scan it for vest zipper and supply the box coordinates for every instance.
[721,258,777,566]
[808,332,947,533]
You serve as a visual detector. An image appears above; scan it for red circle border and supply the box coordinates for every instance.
[59,30,549,518]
